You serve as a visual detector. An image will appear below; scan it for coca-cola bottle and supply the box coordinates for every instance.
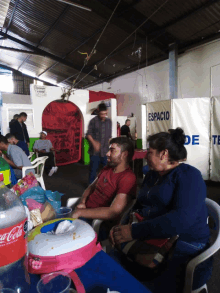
[0,174,30,292]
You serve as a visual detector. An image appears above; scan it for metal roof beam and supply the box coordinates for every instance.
[38,1,143,77]
[5,0,20,33]
[38,27,103,77]
[0,62,56,86]
[0,46,44,55]
[17,5,69,70]
[0,31,98,78]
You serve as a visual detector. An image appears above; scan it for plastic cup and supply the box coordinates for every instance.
[36,272,76,293]
[56,207,72,218]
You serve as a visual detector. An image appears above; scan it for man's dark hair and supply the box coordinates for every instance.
[5,133,15,140]
[98,103,107,112]
[147,127,187,162]
[0,135,9,145]
[19,112,27,118]
[13,114,19,119]
[125,119,130,124]
[109,137,134,163]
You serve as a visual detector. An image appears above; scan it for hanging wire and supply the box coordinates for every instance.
[72,0,122,86]
[75,0,170,88]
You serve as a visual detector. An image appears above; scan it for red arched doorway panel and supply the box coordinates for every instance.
[42,100,82,166]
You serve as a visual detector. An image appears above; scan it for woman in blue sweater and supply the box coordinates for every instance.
[110,127,210,292]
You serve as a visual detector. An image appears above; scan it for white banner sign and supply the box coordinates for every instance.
[210,97,220,181]
[147,100,171,136]
[172,98,210,180]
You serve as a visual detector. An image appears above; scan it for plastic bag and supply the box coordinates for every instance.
[20,186,46,207]
[45,190,63,213]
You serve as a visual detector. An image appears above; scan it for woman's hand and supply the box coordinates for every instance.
[110,224,133,246]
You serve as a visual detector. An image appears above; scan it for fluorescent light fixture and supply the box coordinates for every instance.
[56,0,92,11]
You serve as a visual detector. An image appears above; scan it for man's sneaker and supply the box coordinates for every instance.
[53,166,58,173]
[48,168,55,176]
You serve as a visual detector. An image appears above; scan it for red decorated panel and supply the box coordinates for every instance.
[42,101,82,166]
[89,91,116,103]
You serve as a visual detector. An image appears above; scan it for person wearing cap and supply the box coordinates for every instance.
[5,133,30,156]
[33,131,58,176]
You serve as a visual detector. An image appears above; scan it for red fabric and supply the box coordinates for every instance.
[89,91,116,103]
[42,101,82,166]
[132,149,148,160]
[86,166,136,208]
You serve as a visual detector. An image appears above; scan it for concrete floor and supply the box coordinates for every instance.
[44,162,220,293]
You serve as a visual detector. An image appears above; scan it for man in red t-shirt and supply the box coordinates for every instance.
[71,137,136,223]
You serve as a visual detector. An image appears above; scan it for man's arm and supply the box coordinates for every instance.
[86,119,100,153]
[3,155,22,170]
[72,192,132,220]
[76,178,98,209]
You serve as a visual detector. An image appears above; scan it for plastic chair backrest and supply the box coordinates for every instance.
[183,198,220,293]
[22,156,48,178]
[28,152,34,160]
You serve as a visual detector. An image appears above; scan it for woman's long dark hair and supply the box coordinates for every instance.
[147,127,187,162]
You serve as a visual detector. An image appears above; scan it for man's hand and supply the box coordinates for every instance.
[71,208,82,219]
[110,224,133,246]
[77,203,86,209]
[93,140,101,153]
[27,143,30,148]
[40,150,46,153]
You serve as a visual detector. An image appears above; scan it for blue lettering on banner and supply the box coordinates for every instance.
[148,111,170,121]
[212,135,220,145]
[185,135,200,145]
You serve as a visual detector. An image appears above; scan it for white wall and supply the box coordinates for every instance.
[88,39,220,140]
[2,93,31,104]
[1,86,117,139]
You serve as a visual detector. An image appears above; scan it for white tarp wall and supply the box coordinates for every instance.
[172,98,211,180]
[146,98,211,180]
[210,97,220,181]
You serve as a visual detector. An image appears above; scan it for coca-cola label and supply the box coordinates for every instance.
[0,218,27,267]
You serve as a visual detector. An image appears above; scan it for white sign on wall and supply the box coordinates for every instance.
[147,100,171,135]
[34,85,47,97]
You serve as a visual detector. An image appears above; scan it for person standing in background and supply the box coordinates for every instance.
[121,119,132,139]
[9,114,19,128]
[86,103,112,184]
[10,112,30,148]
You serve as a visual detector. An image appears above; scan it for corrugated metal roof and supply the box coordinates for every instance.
[0,0,11,28]
[1,0,220,88]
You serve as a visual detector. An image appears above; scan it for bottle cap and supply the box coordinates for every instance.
[0,173,4,181]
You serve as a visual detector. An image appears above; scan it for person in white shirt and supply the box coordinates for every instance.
[33,131,58,176]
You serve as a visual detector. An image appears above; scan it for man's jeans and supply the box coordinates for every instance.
[89,155,107,184]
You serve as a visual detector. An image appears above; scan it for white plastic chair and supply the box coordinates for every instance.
[28,152,34,160]
[183,198,220,293]
[22,156,48,190]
